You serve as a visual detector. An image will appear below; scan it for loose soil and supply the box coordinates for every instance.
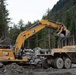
[0,63,76,75]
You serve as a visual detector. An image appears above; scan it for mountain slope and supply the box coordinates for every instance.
[43,0,76,33]
[52,0,76,12]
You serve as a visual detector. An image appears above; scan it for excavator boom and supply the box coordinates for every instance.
[14,20,70,56]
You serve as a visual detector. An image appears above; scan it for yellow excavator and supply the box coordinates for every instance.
[0,20,70,67]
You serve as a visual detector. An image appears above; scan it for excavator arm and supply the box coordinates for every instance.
[40,20,70,37]
[14,20,70,56]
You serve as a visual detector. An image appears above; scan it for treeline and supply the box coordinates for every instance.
[0,0,76,49]
[8,20,50,49]
[43,0,76,47]
[0,0,9,38]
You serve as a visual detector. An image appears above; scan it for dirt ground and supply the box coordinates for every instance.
[0,63,76,75]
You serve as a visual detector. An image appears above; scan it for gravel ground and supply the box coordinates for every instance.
[0,63,76,75]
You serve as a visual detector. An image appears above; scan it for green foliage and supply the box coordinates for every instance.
[8,19,26,44]
[0,0,9,38]
[42,0,76,47]
[43,0,76,34]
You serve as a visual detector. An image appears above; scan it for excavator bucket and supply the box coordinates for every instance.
[55,26,70,38]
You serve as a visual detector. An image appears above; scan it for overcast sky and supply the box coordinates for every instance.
[7,0,59,24]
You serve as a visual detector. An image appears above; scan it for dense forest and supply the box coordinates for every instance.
[43,0,76,48]
[0,0,76,49]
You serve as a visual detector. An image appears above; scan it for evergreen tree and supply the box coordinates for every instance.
[0,0,9,38]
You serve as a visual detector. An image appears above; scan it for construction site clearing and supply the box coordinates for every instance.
[0,20,76,75]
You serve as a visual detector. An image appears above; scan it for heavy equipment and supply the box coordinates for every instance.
[37,45,76,69]
[0,20,70,67]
